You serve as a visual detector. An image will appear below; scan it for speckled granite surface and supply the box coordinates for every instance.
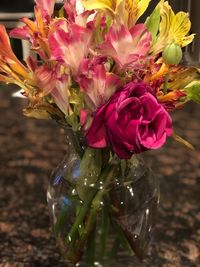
[0,84,200,267]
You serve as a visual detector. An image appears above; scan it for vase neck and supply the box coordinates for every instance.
[64,127,85,157]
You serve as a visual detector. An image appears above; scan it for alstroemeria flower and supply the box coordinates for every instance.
[0,25,29,80]
[82,0,123,12]
[10,1,56,60]
[34,65,70,115]
[64,0,95,27]
[99,23,151,70]
[49,24,92,75]
[117,0,151,28]
[10,0,93,62]
[151,1,194,55]
[10,3,50,38]
[11,0,54,40]
[78,61,121,110]
[82,0,151,28]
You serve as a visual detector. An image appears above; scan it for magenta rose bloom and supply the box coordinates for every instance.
[86,81,173,159]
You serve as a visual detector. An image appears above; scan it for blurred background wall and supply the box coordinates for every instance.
[0,0,34,12]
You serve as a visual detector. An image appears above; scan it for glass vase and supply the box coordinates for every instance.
[47,128,160,266]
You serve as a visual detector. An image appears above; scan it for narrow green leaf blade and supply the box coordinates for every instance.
[145,8,160,41]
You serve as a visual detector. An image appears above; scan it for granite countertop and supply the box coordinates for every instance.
[0,85,200,267]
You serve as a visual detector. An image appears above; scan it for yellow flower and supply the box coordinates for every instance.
[81,0,123,12]
[82,0,151,28]
[118,0,151,27]
[150,0,194,55]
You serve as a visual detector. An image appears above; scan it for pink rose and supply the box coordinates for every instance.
[86,81,173,159]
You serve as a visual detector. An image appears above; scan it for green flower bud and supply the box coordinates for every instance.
[162,43,183,65]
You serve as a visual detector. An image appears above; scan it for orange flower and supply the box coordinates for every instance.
[0,25,29,79]
[10,4,53,60]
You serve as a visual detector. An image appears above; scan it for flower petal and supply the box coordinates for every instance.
[86,105,109,148]
[0,25,29,78]
[49,24,92,75]
[35,0,55,17]
[10,26,30,40]
[99,23,151,69]
[78,62,121,109]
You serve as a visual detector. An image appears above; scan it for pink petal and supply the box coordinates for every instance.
[99,23,151,69]
[78,63,121,109]
[35,0,55,17]
[80,109,89,126]
[10,26,30,40]
[25,56,37,71]
[49,24,92,75]
[86,106,108,148]
[51,80,69,115]
[64,0,76,23]
[34,65,56,95]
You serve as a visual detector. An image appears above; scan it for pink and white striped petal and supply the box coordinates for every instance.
[64,0,77,23]
[33,64,70,115]
[78,63,121,109]
[35,0,55,17]
[51,79,70,115]
[34,65,57,95]
[49,24,92,75]
[99,23,151,69]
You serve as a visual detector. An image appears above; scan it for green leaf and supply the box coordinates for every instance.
[173,133,195,150]
[110,218,133,255]
[58,7,65,18]
[106,15,113,29]
[120,160,127,178]
[185,83,200,103]
[145,8,160,43]
[69,89,84,116]
[23,103,65,120]
[66,113,79,131]
[76,148,102,200]
[127,154,139,168]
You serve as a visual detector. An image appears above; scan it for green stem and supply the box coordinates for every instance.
[69,130,84,158]
[110,237,120,259]
[77,208,98,251]
[65,162,114,244]
[99,208,110,259]
[66,188,98,244]
[66,161,117,263]
[110,217,133,255]
[85,221,96,266]
[163,73,169,94]
[54,206,69,237]
[71,166,115,252]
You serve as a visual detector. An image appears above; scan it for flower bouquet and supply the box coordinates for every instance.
[0,0,200,266]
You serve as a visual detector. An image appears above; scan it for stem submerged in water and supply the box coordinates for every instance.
[85,221,96,266]
[65,161,117,264]
[66,188,98,244]
[99,208,110,259]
